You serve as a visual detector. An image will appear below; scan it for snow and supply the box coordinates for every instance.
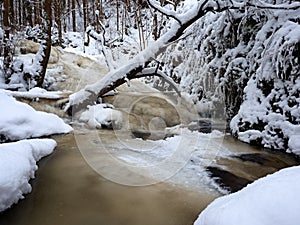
[237,130,263,143]
[288,135,300,155]
[230,76,300,154]
[3,87,69,99]
[0,139,57,212]
[194,165,300,225]
[107,128,227,192]
[79,104,123,129]
[0,91,73,141]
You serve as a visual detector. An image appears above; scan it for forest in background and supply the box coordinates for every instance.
[0,0,299,154]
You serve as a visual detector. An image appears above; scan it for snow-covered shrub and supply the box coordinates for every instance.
[151,1,300,152]
[155,8,266,120]
[230,11,300,154]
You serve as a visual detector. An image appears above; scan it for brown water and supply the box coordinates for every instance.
[0,133,217,225]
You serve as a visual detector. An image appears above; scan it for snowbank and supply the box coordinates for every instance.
[288,135,300,155]
[3,87,68,99]
[0,139,56,212]
[194,166,300,225]
[0,91,73,141]
[79,104,123,129]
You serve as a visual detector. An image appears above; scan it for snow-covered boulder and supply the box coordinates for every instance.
[17,39,59,64]
[0,139,56,212]
[0,91,73,142]
[194,166,300,225]
[129,96,180,129]
[79,104,123,129]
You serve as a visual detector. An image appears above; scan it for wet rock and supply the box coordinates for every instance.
[128,96,180,140]
[101,120,122,130]
[233,153,268,165]
[129,96,180,128]
[233,153,289,168]
[188,120,212,133]
[17,40,59,64]
[131,129,151,140]
[206,166,251,193]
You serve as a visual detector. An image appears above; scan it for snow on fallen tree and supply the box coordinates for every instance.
[65,0,244,115]
[0,139,56,212]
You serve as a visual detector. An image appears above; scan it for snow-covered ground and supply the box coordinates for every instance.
[0,90,72,141]
[0,139,57,212]
[194,165,300,225]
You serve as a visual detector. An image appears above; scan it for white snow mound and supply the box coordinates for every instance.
[0,91,73,141]
[194,166,300,225]
[79,104,123,129]
[0,139,57,212]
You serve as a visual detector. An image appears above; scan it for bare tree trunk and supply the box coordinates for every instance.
[98,0,103,21]
[116,0,120,31]
[83,0,87,31]
[18,0,22,27]
[72,0,76,32]
[34,0,52,87]
[34,1,41,25]
[91,0,96,24]
[138,6,145,49]
[153,11,158,40]
[65,0,70,32]
[3,0,13,83]
[9,0,14,29]
[54,0,63,46]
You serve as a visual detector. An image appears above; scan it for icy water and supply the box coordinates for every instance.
[0,132,217,225]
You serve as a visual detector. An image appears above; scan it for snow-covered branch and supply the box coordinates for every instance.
[247,1,300,10]
[136,67,181,96]
[86,25,117,70]
[147,0,182,25]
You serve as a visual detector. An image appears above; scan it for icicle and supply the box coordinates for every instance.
[125,77,131,87]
